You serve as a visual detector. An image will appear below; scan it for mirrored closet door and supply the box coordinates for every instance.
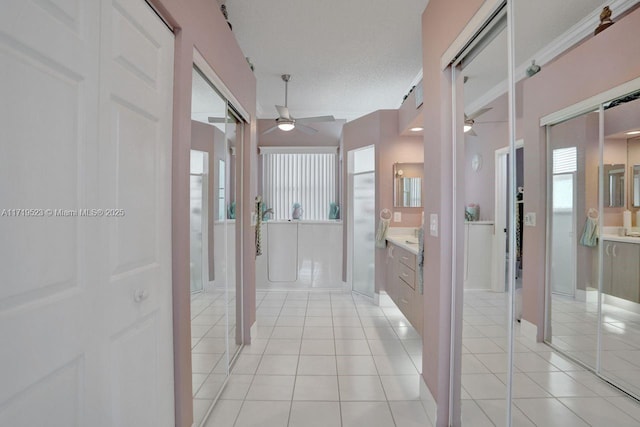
[546,87,640,401]
[189,66,245,426]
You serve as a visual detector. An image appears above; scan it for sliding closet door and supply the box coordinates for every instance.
[598,94,640,399]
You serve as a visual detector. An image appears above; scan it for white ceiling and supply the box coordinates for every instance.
[225,0,429,122]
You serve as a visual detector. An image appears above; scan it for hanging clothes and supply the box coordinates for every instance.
[255,196,263,256]
[417,226,424,295]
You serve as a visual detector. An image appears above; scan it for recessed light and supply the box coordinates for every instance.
[627,130,640,135]
[410,127,423,132]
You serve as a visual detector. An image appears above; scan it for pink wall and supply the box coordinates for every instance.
[521,7,640,341]
[340,110,423,287]
[420,1,485,424]
[146,2,257,426]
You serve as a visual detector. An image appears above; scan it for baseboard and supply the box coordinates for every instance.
[520,318,538,341]
[250,320,258,340]
[419,374,437,426]
[575,289,587,302]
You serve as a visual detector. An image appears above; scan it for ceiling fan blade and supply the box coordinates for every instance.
[208,117,226,123]
[295,124,319,135]
[467,128,478,137]
[261,125,279,135]
[296,115,336,124]
[476,120,507,124]
[276,105,290,119]
[467,107,492,120]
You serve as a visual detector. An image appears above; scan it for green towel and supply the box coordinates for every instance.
[579,217,598,247]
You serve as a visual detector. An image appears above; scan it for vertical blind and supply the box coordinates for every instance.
[262,148,337,220]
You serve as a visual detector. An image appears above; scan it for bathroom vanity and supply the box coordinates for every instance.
[256,220,344,289]
[385,235,423,334]
[601,235,640,302]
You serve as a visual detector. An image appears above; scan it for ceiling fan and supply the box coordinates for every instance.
[464,107,495,136]
[262,74,335,135]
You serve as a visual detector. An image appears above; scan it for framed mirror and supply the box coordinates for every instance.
[629,137,640,208]
[603,163,625,207]
[393,162,423,207]
[633,164,640,207]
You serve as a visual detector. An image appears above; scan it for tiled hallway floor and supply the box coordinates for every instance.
[204,290,436,427]
[204,289,640,426]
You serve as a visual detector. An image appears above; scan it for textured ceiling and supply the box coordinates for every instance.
[225,0,428,122]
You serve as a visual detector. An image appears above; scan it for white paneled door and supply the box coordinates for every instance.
[0,1,175,426]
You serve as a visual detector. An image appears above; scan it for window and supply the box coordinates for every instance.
[552,147,577,211]
[261,147,338,220]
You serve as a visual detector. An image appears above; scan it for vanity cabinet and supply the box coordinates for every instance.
[386,243,423,335]
[602,240,640,302]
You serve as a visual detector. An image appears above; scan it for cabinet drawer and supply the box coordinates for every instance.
[396,283,414,323]
[396,247,417,270]
[398,263,415,289]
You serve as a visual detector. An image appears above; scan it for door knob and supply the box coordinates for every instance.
[134,289,149,303]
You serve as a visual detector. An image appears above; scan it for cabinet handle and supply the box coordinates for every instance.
[400,299,409,304]
[402,272,409,277]
[605,244,610,256]
[401,256,409,261]
[613,244,617,257]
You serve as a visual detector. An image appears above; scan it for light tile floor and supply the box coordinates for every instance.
[191,289,241,426]
[549,292,640,398]
[204,289,640,426]
[204,290,435,427]
[462,290,640,426]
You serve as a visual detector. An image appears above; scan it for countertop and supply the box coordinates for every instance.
[601,234,640,244]
[263,220,342,225]
[386,235,419,255]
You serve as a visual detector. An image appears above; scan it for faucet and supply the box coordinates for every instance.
[262,208,274,220]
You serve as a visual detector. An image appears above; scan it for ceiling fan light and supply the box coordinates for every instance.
[278,122,295,131]
[464,124,473,133]
[410,127,423,132]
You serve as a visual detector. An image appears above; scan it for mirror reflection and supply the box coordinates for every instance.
[547,89,640,401]
[603,163,625,207]
[393,162,423,207]
[633,164,640,207]
[190,66,243,426]
[629,138,640,207]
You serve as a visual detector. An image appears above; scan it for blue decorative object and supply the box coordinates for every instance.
[329,203,340,219]
[292,203,303,220]
[227,201,236,219]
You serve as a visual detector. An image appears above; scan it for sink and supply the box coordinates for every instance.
[405,238,418,245]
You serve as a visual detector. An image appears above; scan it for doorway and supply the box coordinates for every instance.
[494,143,524,293]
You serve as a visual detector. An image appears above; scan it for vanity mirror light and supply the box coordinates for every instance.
[393,162,423,208]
